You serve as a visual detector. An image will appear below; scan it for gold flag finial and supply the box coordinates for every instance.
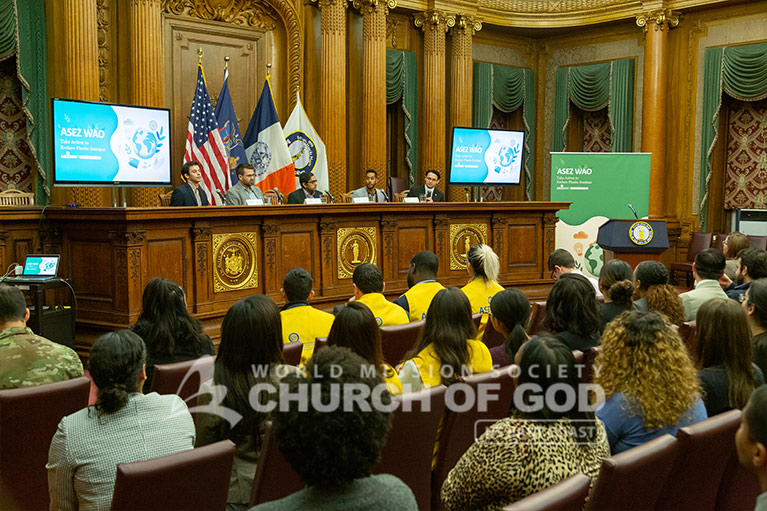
[224,56,230,70]
[197,47,204,64]
[266,62,272,77]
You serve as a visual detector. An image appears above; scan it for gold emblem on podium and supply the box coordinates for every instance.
[337,227,377,279]
[213,233,258,292]
[449,224,488,270]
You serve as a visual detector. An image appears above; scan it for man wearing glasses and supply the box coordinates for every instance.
[287,171,324,204]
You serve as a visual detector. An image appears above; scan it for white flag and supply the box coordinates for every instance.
[283,93,329,193]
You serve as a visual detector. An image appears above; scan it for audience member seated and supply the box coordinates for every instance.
[47,330,194,510]
[487,288,530,368]
[547,248,602,299]
[351,169,388,202]
[595,310,707,454]
[131,278,215,392]
[735,385,767,511]
[633,260,685,325]
[249,346,418,510]
[327,301,402,394]
[722,247,767,302]
[407,169,444,202]
[393,251,446,322]
[196,296,301,510]
[598,259,636,329]
[398,288,492,392]
[461,243,504,315]
[744,279,767,377]
[680,248,728,321]
[0,284,82,389]
[279,268,335,349]
[343,263,408,326]
[440,336,610,510]
[723,232,750,281]
[545,273,601,351]
[696,298,764,417]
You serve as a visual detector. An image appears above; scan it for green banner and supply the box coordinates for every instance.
[550,152,651,277]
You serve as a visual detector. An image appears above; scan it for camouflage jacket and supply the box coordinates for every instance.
[0,326,83,389]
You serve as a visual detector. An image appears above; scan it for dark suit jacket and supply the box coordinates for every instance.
[170,182,209,206]
[408,185,444,202]
[287,188,323,204]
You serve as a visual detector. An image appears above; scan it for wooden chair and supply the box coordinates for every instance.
[111,440,235,511]
[150,356,215,414]
[0,377,90,511]
[748,235,767,250]
[670,232,713,287]
[527,301,549,335]
[158,190,173,206]
[502,473,592,511]
[263,189,283,205]
[0,187,35,206]
[341,191,354,203]
[250,421,304,506]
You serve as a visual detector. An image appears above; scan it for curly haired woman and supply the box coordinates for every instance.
[634,260,685,325]
[595,310,707,454]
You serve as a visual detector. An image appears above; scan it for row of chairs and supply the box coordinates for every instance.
[504,409,758,511]
[671,231,767,287]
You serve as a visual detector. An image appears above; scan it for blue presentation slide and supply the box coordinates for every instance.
[449,128,524,185]
[53,100,170,184]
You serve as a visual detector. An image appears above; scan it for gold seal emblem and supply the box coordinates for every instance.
[449,224,488,270]
[213,233,259,292]
[337,227,377,279]
[629,221,653,246]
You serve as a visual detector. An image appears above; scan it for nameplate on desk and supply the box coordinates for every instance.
[305,198,323,205]
[246,199,264,206]
[352,197,370,204]
[403,197,419,203]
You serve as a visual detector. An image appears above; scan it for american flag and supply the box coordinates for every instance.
[184,64,230,205]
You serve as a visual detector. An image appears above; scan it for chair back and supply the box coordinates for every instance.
[263,189,283,205]
[711,232,726,252]
[749,235,767,250]
[395,191,409,202]
[431,366,517,509]
[158,191,173,206]
[0,377,90,511]
[585,434,679,511]
[111,440,235,511]
[150,356,215,413]
[314,337,328,353]
[282,341,303,366]
[687,232,713,262]
[341,191,354,203]
[380,320,424,366]
[502,473,592,511]
[716,449,762,511]
[250,421,304,506]
[657,409,742,511]
[481,314,506,348]
[581,346,601,384]
[679,321,697,358]
[527,301,549,335]
[0,187,35,206]
[375,385,447,510]
[389,176,407,196]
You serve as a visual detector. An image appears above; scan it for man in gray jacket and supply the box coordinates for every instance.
[351,169,388,202]
[225,163,264,205]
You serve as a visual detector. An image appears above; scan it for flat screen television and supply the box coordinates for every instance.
[448,127,525,186]
[51,98,171,186]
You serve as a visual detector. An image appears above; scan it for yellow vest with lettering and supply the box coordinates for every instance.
[409,338,493,388]
[461,277,504,315]
[280,305,335,345]
[357,293,409,327]
[401,281,446,322]
[383,364,403,395]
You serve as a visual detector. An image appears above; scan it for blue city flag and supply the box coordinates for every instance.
[214,69,247,186]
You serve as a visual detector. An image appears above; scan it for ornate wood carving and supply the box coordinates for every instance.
[262,223,281,236]
[636,9,680,32]
[116,249,128,283]
[196,244,207,278]
[266,238,276,272]
[108,231,147,245]
[129,248,141,282]
[96,0,111,102]
[192,227,211,241]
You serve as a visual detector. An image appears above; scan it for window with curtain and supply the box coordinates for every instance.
[386,49,417,188]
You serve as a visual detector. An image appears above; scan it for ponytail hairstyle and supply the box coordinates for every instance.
[89,330,146,415]
[599,259,635,306]
[490,288,530,359]
[467,244,500,283]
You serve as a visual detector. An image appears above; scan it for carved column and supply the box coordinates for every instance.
[262,223,282,299]
[317,0,348,196]
[356,0,394,186]
[60,0,102,207]
[191,226,211,310]
[448,15,481,202]
[319,221,338,294]
[636,9,678,218]
[108,230,146,317]
[415,11,454,195]
[128,0,164,206]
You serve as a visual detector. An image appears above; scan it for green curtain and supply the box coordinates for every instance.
[471,62,536,199]
[0,0,15,61]
[698,43,767,230]
[386,49,418,188]
[552,59,635,155]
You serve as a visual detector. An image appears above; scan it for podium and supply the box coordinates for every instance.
[597,219,669,268]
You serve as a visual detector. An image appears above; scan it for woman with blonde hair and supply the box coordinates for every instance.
[634,260,685,325]
[595,310,707,453]
[724,232,750,280]
[461,243,504,315]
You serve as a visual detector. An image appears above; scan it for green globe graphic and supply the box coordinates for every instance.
[583,244,603,278]
[132,129,159,159]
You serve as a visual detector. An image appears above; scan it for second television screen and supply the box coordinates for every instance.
[448,127,524,186]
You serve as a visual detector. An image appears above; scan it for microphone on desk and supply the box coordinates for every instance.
[324,190,334,203]
[628,203,639,219]
[464,187,471,203]
[215,189,225,202]
[272,187,283,204]
[381,190,390,203]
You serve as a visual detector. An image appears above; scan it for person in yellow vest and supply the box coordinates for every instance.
[342,263,409,327]
[398,288,492,392]
[327,302,403,395]
[279,268,335,355]
[461,243,504,315]
[393,251,446,322]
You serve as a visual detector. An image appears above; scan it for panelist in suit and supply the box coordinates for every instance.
[170,161,209,206]
[224,163,264,205]
[287,171,323,204]
[352,169,388,202]
[408,169,444,202]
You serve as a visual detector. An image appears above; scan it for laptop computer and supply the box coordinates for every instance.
[17,254,60,280]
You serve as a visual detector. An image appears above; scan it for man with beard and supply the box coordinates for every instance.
[723,248,767,302]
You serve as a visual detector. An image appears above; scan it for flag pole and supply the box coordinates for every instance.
[266,62,271,78]
[197,47,203,64]
[224,56,229,70]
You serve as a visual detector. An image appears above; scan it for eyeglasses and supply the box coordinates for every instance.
[308,179,318,184]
